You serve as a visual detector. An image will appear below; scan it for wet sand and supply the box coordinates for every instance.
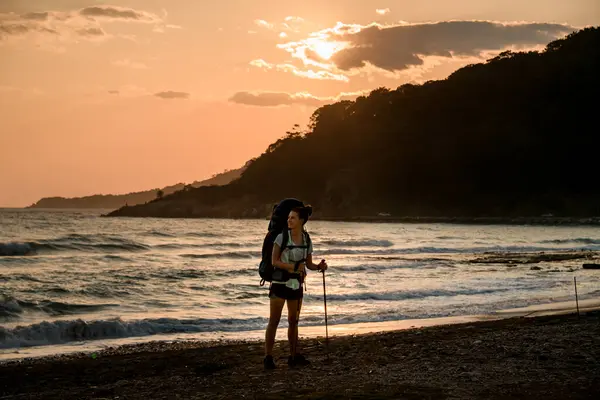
[2,309,599,399]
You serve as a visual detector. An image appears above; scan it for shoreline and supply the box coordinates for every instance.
[1,308,599,399]
[2,298,598,363]
[314,215,600,226]
[106,212,600,226]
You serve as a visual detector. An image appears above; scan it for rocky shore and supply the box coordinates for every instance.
[104,204,600,227]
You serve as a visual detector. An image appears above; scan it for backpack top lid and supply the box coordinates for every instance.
[268,198,304,232]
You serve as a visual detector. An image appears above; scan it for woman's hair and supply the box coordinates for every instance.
[291,205,313,225]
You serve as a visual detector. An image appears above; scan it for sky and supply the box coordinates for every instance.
[1,0,598,207]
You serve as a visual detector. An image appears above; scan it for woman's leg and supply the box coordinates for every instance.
[265,296,286,356]
[287,297,303,356]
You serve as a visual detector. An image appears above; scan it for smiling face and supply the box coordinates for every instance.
[287,210,303,230]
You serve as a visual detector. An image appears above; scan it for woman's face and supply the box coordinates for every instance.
[287,211,302,230]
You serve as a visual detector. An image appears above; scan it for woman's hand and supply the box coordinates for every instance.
[317,259,328,271]
[293,260,306,274]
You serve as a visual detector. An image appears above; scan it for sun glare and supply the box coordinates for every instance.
[311,40,341,60]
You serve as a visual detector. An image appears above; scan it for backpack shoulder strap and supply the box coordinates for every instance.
[303,231,312,259]
[280,229,289,253]
[304,231,312,250]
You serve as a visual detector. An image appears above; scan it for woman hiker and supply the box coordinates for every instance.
[263,206,328,369]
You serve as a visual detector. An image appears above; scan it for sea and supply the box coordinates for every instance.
[1,208,599,361]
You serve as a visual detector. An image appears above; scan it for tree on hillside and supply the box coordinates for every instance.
[110,27,600,218]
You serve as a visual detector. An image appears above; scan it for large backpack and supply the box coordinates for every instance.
[259,198,312,286]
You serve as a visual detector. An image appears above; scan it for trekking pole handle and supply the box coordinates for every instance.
[319,259,326,273]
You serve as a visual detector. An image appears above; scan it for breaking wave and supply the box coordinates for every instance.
[0,316,267,348]
[0,295,118,321]
[0,235,150,256]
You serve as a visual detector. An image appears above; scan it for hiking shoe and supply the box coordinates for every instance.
[264,355,276,370]
[288,354,311,368]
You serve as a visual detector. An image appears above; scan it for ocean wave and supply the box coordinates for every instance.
[321,239,394,247]
[0,237,150,256]
[154,242,249,250]
[0,297,22,320]
[185,232,226,238]
[179,251,261,259]
[318,247,463,256]
[0,316,268,349]
[156,270,208,280]
[1,274,47,283]
[319,244,600,256]
[231,291,262,300]
[0,243,36,256]
[332,262,440,272]
[305,287,512,303]
[143,230,175,238]
[539,238,600,245]
[0,295,118,321]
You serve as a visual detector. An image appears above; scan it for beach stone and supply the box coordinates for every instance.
[194,362,229,375]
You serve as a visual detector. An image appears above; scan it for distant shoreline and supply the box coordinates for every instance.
[104,213,600,226]
[313,215,600,226]
[3,208,600,226]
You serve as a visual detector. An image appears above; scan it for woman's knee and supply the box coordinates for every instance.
[268,315,281,327]
[287,315,297,327]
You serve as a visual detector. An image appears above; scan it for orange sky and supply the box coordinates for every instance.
[1,0,598,207]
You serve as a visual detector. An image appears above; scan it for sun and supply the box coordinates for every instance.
[311,40,340,60]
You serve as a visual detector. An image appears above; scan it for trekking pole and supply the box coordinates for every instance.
[321,269,330,360]
[574,276,580,318]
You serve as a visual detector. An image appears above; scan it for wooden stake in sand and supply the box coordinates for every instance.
[574,276,580,317]
[322,269,330,361]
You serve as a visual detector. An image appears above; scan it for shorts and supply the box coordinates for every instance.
[269,282,304,300]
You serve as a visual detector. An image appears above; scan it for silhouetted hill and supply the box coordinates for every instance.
[107,27,600,220]
[28,164,246,209]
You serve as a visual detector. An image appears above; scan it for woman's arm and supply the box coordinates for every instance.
[305,254,327,271]
[271,243,296,273]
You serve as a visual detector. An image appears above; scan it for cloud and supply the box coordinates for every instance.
[325,21,573,72]
[106,85,150,97]
[376,9,390,15]
[229,90,368,107]
[254,16,304,33]
[79,6,160,23]
[254,19,274,30]
[249,59,349,82]
[248,20,572,85]
[154,91,190,99]
[112,59,148,69]
[0,21,60,37]
[106,87,190,99]
[282,16,304,32]
[270,20,573,81]
[285,16,304,23]
[21,12,51,21]
[77,27,106,37]
[0,6,176,46]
